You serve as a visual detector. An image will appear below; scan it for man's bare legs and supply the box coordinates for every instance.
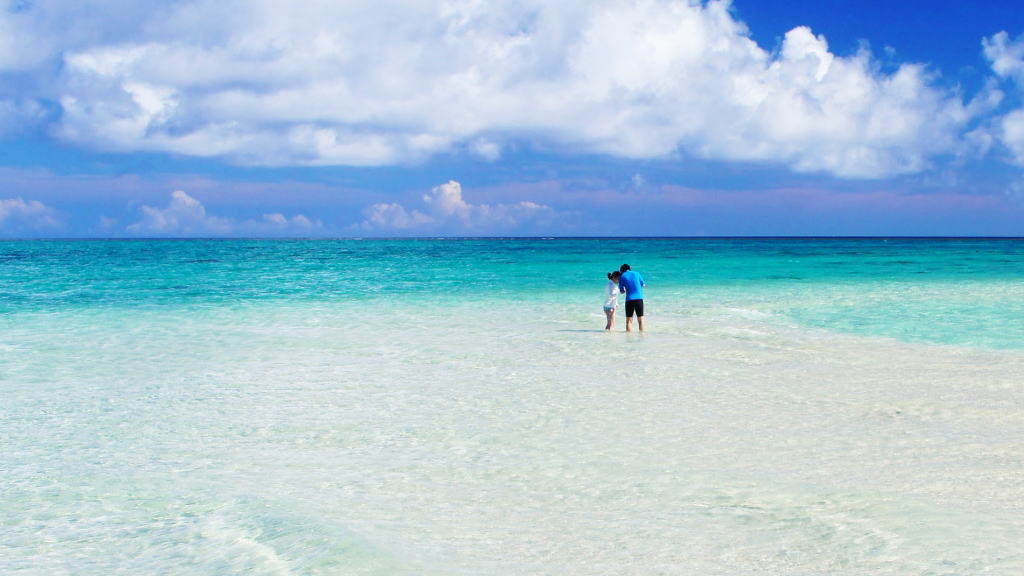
[625,315,644,332]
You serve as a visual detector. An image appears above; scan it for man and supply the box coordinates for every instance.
[618,263,646,332]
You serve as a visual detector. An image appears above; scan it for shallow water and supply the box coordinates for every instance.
[2,239,1023,574]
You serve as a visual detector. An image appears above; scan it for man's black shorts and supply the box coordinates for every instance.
[625,299,644,318]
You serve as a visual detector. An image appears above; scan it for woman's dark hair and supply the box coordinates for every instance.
[607,270,621,280]
[620,264,631,272]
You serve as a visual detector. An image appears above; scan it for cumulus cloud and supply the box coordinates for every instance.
[359,180,555,233]
[127,190,232,235]
[1,0,977,178]
[984,33,1024,166]
[127,190,321,236]
[0,197,61,232]
[984,32,1024,85]
[0,0,168,134]
[0,1,156,72]
[361,203,434,231]
[1001,109,1024,166]
[247,212,324,236]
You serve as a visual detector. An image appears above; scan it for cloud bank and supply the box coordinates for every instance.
[0,197,60,233]
[1,0,1018,178]
[127,190,322,236]
[360,180,555,233]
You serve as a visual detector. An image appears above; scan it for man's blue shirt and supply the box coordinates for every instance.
[619,270,645,300]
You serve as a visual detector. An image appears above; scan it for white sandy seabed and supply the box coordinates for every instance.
[2,299,1023,575]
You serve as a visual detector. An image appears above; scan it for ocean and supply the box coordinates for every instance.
[2,238,1022,574]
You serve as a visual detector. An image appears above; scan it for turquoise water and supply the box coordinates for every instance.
[3,239,1023,575]
[3,238,1023,347]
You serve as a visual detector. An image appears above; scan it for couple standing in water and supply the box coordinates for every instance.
[604,264,645,332]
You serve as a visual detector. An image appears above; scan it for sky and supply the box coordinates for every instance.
[1,0,1024,237]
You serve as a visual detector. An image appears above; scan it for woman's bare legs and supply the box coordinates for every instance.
[604,308,615,330]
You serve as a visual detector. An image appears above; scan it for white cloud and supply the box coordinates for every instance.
[984,32,1024,166]
[0,0,172,132]
[0,197,61,232]
[984,32,1024,85]
[18,0,981,178]
[361,203,433,231]
[127,190,324,236]
[127,190,232,235]
[360,180,555,233]
[471,138,502,161]
[247,212,324,236]
[0,1,167,71]
[1001,109,1024,166]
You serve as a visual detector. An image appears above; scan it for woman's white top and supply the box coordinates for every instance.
[603,279,620,309]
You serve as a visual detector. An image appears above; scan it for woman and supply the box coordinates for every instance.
[604,270,622,331]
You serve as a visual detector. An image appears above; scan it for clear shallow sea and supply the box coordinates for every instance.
[2,238,1023,574]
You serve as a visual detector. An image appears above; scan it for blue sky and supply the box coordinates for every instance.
[1,0,1024,237]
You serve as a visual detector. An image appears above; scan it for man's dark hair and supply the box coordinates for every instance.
[620,264,631,273]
